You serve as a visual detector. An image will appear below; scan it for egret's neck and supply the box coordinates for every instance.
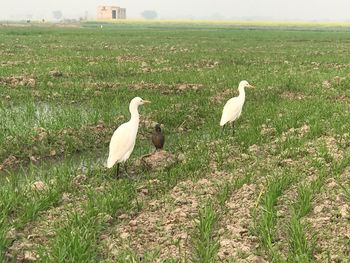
[238,86,245,99]
[129,104,140,122]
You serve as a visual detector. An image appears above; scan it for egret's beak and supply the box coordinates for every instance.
[248,84,255,88]
[143,100,151,104]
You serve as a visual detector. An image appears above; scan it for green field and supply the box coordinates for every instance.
[1,22,350,262]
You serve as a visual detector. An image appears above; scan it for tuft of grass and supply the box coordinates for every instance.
[286,184,315,262]
[286,216,314,263]
[216,182,231,208]
[191,204,219,263]
[339,181,350,202]
[293,184,313,219]
[254,174,295,260]
[38,213,100,263]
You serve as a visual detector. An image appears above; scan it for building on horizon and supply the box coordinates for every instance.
[97,5,126,20]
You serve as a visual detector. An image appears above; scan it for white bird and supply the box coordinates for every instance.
[107,97,151,176]
[220,80,254,133]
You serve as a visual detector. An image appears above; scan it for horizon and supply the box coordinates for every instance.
[0,0,349,22]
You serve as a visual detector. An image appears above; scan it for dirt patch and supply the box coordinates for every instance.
[333,94,350,103]
[185,59,219,70]
[322,76,347,90]
[322,80,332,89]
[260,123,310,158]
[210,89,232,103]
[282,124,310,139]
[0,75,36,87]
[321,136,345,161]
[129,81,204,94]
[260,124,277,137]
[139,116,157,131]
[31,181,48,191]
[280,91,306,100]
[87,81,121,90]
[139,61,173,74]
[0,155,19,171]
[129,81,171,92]
[333,75,347,83]
[0,61,25,67]
[261,124,310,148]
[218,183,267,262]
[116,55,144,63]
[137,150,178,171]
[167,46,192,53]
[306,135,345,162]
[176,83,203,92]
[49,70,63,78]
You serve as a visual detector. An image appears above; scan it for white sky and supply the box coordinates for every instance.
[0,0,349,21]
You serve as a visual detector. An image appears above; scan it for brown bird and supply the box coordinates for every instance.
[152,124,165,150]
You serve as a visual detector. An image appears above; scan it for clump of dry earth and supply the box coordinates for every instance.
[218,183,267,262]
[0,75,36,87]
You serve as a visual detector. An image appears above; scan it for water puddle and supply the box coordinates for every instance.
[35,103,52,120]
[0,147,108,180]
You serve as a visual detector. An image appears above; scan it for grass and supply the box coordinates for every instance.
[37,167,137,262]
[286,184,315,263]
[253,173,296,260]
[0,162,75,261]
[286,216,314,263]
[340,181,350,202]
[284,152,350,262]
[293,184,313,219]
[1,21,350,261]
[191,204,219,263]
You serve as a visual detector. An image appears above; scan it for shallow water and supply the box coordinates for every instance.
[34,103,51,120]
[0,147,108,180]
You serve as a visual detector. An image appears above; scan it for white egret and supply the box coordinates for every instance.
[107,97,151,176]
[220,80,254,133]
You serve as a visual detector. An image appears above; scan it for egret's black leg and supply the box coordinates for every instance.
[231,122,235,135]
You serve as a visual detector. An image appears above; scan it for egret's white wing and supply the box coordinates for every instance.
[220,97,242,126]
[107,122,134,168]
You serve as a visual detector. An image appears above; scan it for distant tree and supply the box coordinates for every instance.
[52,10,63,20]
[210,13,225,20]
[141,10,158,20]
[26,14,32,23]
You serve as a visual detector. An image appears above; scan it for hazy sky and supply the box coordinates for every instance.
[0,0,349,21]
